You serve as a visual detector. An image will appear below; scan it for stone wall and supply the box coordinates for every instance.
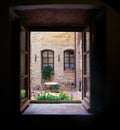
[30,32,82,91]
[76,32,82,91]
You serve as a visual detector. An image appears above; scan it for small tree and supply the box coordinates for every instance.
[41,65,54,80]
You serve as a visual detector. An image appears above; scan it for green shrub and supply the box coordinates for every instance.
[41,65,53,80]
[35,91,72,101]
[51,85,59,90]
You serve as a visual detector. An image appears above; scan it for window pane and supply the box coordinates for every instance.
[70,51,74,57]
[70,64,74,69]
[49,64,53,68]
[43,58,47,63]
[84,55,86,74]
[65,64,69,68]
[84,32,90,52]
[65,58,69,63]
[49,58,53,63]
[20,54,28,75]
[70,58,74,63]
[43,51,47,57]
[84,32,86,51]
[48,51,53,57]
[65,51,69,57]
[20,78,28,101]
[84,78,90,100]
[86,54,90,74]
[84,54,90,75]
[20,31,27,51]
[43,64,48,68]
[86,32,90,51]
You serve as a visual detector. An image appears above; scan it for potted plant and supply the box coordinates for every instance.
[51,85,60,93]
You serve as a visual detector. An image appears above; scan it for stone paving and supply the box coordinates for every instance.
[23,103,91,115]
[27,86,85,115]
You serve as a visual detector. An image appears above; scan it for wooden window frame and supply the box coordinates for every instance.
[64,50,75,71]
[41,50,54,70]
[82,31,91,108]
[19,25,30,111]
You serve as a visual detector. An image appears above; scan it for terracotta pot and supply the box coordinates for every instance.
[51,89,60,93]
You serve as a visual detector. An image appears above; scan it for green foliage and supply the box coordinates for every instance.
[42,65,53,80]
[35,91,72,101]
[21,89,26,99]
[51,85,59,90]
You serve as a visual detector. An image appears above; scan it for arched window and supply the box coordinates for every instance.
[64,50,74,70]
[41,50,54,69]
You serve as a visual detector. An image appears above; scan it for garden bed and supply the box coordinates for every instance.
[32,90,73,101]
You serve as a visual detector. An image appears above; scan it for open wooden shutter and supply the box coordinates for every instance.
[82,31,91,109]
[20,25,30,112]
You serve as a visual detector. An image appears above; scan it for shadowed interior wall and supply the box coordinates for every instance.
[1,0,120,128]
